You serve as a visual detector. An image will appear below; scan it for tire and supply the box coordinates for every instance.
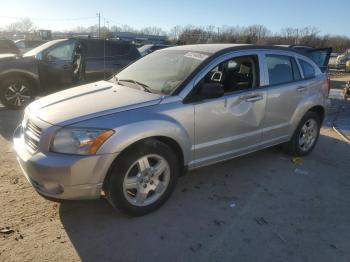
[284,111,321,156]
[105,139,180,216]
[0,76,35,110]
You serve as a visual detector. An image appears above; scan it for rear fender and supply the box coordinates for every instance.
[289,88,326,136]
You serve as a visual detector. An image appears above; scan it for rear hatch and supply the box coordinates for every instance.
[291,46,332,73]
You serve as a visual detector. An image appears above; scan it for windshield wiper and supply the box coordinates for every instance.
[117,79,153,93]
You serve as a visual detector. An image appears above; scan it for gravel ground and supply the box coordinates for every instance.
[1,84,350,262]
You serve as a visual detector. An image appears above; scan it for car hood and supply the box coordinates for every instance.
[28,80,163,126]
[0,53,19,61]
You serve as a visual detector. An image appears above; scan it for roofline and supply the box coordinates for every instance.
[166,44,312,57]
[211,44,308,56]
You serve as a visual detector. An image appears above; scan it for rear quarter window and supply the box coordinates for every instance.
[299,59,316,79]
[291,58,301,81]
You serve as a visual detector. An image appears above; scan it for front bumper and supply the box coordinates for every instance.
[13,125,118,200]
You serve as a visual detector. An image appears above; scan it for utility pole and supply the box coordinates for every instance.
[217,27,220,42]
[97,12,101,38]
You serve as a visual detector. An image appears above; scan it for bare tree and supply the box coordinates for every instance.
[6,18,35,32]
[2,18,349,52]
[243,25,270,44]
[20,18,34,32]
[140,26,165,36]
[110,25,122,32]
[169,25,183,40]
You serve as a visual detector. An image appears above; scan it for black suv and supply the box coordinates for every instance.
[0,38,141,109]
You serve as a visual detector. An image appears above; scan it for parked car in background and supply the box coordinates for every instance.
[0,38,141,109]
[346,59,350,73]
[138,44,170,56]
[0,38,19,54]
[14,39,48,54]
[335,49,350,70]
[13,44,331,215]
[328,52,339,67]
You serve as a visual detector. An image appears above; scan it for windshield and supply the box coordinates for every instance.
[115,49,209,95]
[23,39,67,57]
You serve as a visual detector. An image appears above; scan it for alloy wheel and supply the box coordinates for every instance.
[298,119,318,152]
[122,154,170,207]
[4,84,31,107]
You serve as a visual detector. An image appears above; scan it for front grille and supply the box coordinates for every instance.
[24,120,42,153]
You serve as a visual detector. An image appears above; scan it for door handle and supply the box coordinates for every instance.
[296,86,306,92]
[244,95,263,102]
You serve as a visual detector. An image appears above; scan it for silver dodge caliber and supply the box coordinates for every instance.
[13,44,331,215]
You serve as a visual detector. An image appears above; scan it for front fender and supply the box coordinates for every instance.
[0,69,40,91]
[97,119,192,165]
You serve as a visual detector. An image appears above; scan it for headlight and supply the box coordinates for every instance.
[51,128,114,155]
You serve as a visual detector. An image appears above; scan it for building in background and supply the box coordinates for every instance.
[112,32,167,46]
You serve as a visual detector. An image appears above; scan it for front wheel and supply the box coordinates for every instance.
[105,139,179,216]
[284,111,321,156]
[0,77,35,109]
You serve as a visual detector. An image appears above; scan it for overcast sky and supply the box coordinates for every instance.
[0,0,349,36]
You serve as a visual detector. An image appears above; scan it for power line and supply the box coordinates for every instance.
[0,15,96,21]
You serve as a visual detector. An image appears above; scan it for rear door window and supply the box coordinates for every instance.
[106,42,131,57]
[84,40,104,58]
[298,59,315,79]
[266,55,294,85]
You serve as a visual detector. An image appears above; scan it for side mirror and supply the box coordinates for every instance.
[200,82,224,99]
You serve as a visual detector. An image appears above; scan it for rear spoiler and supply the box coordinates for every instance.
[290,46,332,73]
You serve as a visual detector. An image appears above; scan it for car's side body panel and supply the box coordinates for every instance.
[38,39,78,90]
[260,50,306,145]
[189,50,267,168]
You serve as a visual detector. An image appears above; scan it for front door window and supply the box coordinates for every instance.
[198,55,259,95]
[47,42,75,62]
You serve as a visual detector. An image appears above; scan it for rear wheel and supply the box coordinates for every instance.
[105,139,179,216]
[284,111,321,156]
[0,77,35,109]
